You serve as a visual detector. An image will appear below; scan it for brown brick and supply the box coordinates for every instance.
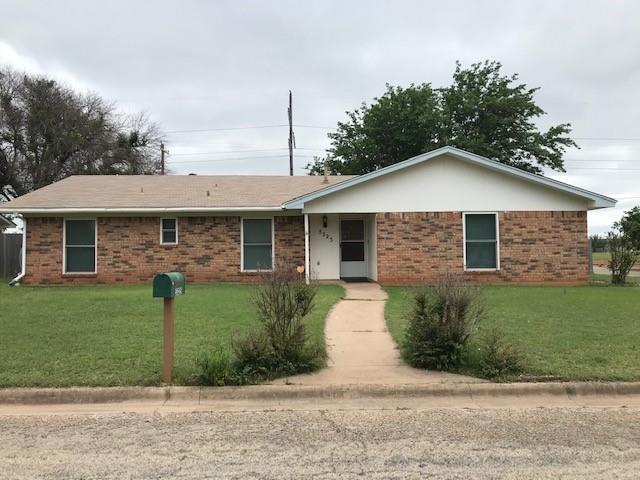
[24,216,304,284]
[376,211,589,284]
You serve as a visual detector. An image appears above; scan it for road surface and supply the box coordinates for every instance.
[2,405,639,479]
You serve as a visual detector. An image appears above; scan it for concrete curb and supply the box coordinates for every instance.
[1,382,640,405]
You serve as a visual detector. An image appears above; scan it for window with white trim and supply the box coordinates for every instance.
[464,213,498,270]
[64,219,96,273]
[161,218,178,245]
[242,218,273,271]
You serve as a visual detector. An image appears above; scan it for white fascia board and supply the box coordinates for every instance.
[0,206,286,214]
[282,146,617,210]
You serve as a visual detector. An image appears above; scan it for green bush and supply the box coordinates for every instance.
[194,348,233,386]
[254,269,317,363]
[403,275,485,370]
[608,233,639,285]
[479,330,524,379]
[196,269,322,386]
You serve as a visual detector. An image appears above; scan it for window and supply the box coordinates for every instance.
[464,213,499,270]
[64,219,96,273]
[340,219,365,262]
[161,218,178,245]
[242,218,273,271]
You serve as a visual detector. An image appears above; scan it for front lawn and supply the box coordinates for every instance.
[0,283,343,387]
[385,285,640,381]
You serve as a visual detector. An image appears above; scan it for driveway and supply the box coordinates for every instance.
[283,282,482,385]
[2,406,638,479]
[593,266,640,277]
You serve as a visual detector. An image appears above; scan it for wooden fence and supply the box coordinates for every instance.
[0,233,21,279]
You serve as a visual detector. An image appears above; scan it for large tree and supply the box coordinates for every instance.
[0,67,163,201]
[308,61,577,175]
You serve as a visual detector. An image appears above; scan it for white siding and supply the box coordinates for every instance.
[302,155,589,214]
[309,213,340,280]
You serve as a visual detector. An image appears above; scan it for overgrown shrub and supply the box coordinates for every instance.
[196,268,321,386]
[194,348,233,386]
[403,274,485,370]
[608,233,639,285]
[479,329,524,379]
[254,269,317,364]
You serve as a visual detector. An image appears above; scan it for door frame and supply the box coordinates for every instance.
[339,215,368,279]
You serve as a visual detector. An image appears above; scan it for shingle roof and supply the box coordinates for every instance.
[0,175,355,213]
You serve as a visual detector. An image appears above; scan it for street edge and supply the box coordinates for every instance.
[1,382,640,405]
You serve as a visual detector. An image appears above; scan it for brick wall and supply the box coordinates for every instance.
[376,211,589,284]
[24,215,305,284]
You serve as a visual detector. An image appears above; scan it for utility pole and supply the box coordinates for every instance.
[288,90,295,176]
[160,142,166,175]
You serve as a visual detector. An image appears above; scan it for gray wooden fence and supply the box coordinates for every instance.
[0,233,21,279]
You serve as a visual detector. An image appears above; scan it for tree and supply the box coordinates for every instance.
[589,234,608,252]
[614,206,640,250]
[308,61,577,175]
[608,206,640,285]
[0,67,163,201]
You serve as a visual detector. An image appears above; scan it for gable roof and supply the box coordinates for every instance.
[282,146,617,210]
[0,146,617,214]
[0,175,354,214]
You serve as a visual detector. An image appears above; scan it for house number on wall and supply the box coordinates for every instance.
[318,229,334,242]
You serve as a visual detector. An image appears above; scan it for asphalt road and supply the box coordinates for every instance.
[2,406,639,479]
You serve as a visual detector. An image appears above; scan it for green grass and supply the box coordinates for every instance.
[0,283,343,387]
[592,252,611,261]
[385,285,640,381]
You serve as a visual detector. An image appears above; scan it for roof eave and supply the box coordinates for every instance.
[0,206,287,215]
[282,146,617,210]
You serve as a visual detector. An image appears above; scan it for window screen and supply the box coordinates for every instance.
[243,219,273,270]
[161,218,178,244]
[464,214,497,269]
[65,219,96,273]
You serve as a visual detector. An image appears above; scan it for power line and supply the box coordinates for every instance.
[170,147,324,157]
[574,137,640,142]
[167,154,317,164]
[165,124,335,134]
[166,125,288,134]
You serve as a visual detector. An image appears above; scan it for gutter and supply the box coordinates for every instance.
[9,216,26,286]
[0,206,287,214]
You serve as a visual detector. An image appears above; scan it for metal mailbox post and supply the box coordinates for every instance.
[153,272,185,383]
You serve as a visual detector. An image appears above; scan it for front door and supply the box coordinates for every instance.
[340,218,367,279]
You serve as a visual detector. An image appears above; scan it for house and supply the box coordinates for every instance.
[0,146,616,285]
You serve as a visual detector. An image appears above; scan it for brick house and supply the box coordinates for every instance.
[0,146,616,285]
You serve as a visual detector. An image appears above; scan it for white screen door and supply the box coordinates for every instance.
[340,219,367,278]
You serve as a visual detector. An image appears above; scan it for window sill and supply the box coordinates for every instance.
[160,243,178,248]
[62,273,98,278]
[240,270,274,273]
[464,268,499,272]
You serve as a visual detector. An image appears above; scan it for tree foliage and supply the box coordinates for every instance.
[308,61,577,175]
[614,206,640,250]
[608,206,640,285]
[0,67,163,201]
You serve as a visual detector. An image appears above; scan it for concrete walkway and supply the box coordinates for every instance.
[282,282,483,385]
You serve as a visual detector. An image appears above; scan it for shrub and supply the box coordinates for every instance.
[479,329,524,379]
[608,233,639,285]
[194,348,233,386]
[254,269,317,364]
[403,274,485,370]
[197,268,321,386]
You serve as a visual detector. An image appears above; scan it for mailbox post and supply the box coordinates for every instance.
[153,272,185,384]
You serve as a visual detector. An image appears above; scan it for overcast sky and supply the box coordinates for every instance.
[1,0,639,233]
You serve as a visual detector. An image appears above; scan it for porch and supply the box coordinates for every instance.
[304,213,377,282]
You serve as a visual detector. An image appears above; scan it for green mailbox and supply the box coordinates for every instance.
[153,272,185,298]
